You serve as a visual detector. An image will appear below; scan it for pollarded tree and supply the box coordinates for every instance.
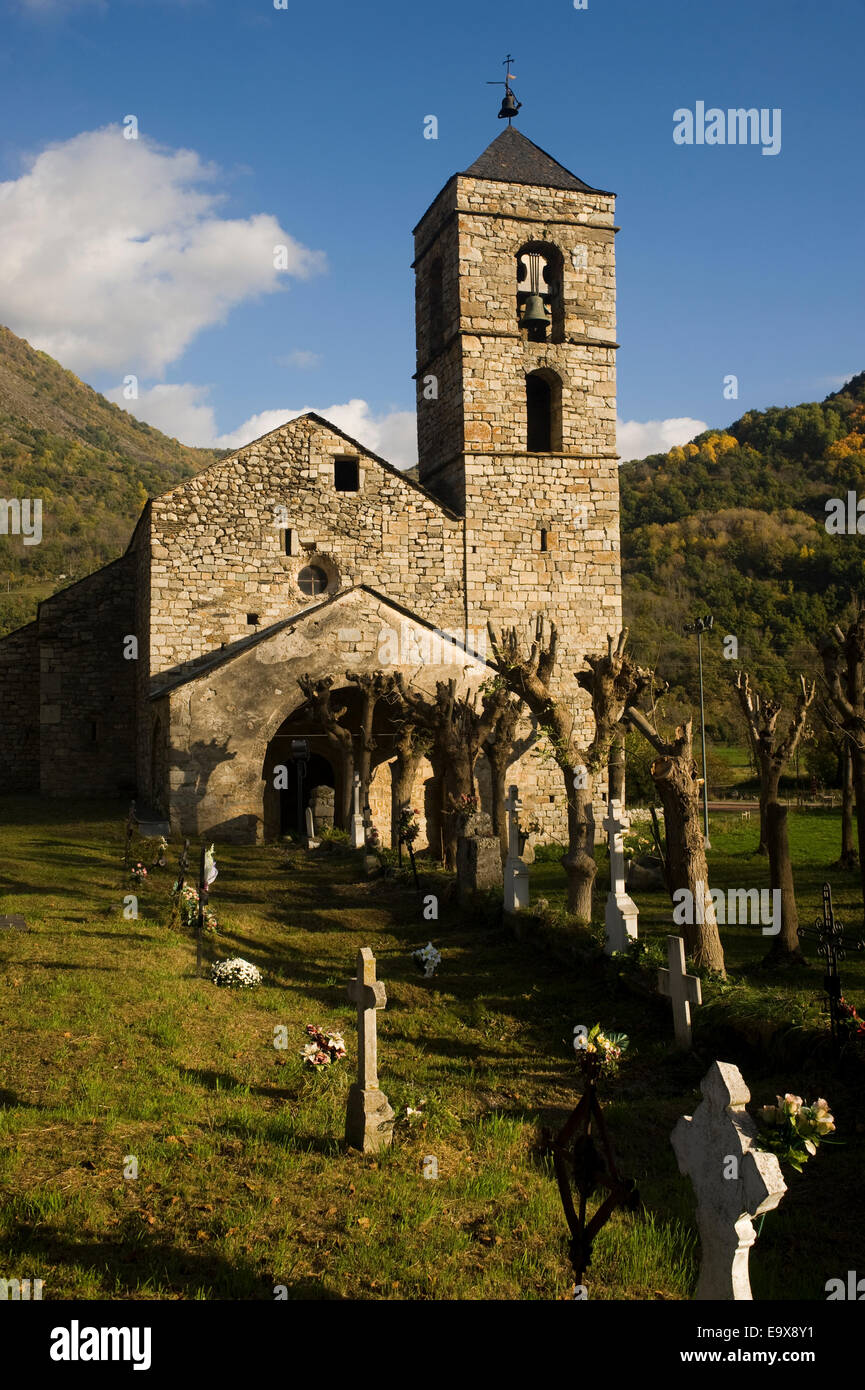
[819,604,865,914]
[487,618,640,921]
[624,702,727,976]
[734,671,816,961]
[346,670,397,819]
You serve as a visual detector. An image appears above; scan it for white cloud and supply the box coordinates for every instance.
[109,385,418,468]
[277,350,322,369]
[216,399,418,468]
[0,126,325,375]
[104,382,218,447]
[616,416,707,461]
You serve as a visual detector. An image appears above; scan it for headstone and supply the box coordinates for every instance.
[309,784,335,833]
[603,799,639,954]
[0,914,27,932]
[504,785,530,913]
[658,934,702,1049]
[457,808,502,903]
[345,948,394,1153]
[350,774,365,850]
[671,1060,787,1300]
[304,806,320,850]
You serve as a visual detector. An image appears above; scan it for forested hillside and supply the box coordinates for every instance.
[0,325,223,636]
[620,373,865,739]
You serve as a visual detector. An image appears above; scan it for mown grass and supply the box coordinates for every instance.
[0,796,861,1300]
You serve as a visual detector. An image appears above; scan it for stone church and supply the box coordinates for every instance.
[0,122,622,849]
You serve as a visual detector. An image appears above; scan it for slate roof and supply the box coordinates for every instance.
[462,126,608,194]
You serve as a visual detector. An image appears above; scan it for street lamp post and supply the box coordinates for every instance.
[684,615,714,850]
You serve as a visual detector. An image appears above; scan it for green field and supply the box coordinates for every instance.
[0,798,861,1300]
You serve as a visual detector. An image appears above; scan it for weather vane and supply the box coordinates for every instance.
[487,54,521,124]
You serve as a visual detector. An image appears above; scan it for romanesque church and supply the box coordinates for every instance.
[0,122,621,850]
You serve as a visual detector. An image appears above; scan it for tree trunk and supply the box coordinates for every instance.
[488,750,510,863]
[757,793,769,856]
[765,801,802,961]
[608,726,626,804]
[392,741,425,845]
[850,746,865,912]
[652,753,725,974]
[840,744,858,868]
[562,778,597,921]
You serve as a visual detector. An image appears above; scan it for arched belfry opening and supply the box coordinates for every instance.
[526,369,563,452]
[516,243,564,343]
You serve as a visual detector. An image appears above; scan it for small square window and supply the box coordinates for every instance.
[540,529,549,553]
[247,613,260,626]
[334,456,359,492]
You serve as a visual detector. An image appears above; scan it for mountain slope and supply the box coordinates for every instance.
[620,373,865,734]
[0,325,225,636]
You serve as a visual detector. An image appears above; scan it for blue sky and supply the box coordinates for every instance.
[0,0,862,464]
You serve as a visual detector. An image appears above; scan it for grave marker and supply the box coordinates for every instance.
[345,947,394,1153]
[0,914,27,932]
[671,1060,786,1299]
[350,773,365,850]
[304,806,320,850]
[602,799,638,954]
[658,934,701,1049]
[504,785,530,913]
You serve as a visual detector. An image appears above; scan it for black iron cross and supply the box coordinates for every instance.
[798,882,865,1049]
[544,1072,640,1290]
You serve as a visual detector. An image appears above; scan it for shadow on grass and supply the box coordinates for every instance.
[4,1225,300,1299]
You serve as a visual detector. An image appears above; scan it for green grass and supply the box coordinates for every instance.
[0,796,861,1300]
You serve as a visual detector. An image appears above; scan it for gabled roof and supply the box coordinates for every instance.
[461,126,610,194]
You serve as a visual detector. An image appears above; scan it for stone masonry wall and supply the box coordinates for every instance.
[37,556,137,797]
[0,621,39,791]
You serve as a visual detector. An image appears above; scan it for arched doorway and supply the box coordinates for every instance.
[280,751,335,835]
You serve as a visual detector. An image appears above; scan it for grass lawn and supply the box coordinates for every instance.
[0,797,862,1301]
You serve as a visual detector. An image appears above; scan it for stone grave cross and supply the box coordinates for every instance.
[345,947,394,1152]
[602,799,638,954]
[657,934,701,1049]
[350,773,365,849]
[303,805,320,850]
[504,784,530,913]
[671,1060,786,1299]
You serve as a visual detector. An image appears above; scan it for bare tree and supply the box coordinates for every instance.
[296,674,354,827]
[624,704,726,976]
[734,671,816,960]
[819,605,865,912]
[479,681,528,861]
[487,618,639,921]
[346,670,396,816]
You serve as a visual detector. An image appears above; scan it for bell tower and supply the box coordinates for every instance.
[411,109,621,700]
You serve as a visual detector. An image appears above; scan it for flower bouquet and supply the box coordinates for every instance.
[573,1022,629,1081]
[300,1023,347,1067]
[838,996,865,1041]
[210,957,261,989]
[398,807,420,846]
[172,881,217,933]
[754,1093,836,1172]
[412,942,441,978]
[130,862,148,883]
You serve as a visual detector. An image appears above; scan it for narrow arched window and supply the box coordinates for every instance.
[526,370,563,452]
[516,243,564,343]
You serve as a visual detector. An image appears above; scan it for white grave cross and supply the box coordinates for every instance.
[350,772,365,849]
[345,947,393,1151]
[658,934,702,1048]
[602,799,638,954]
[504,784,530,912]
[672,1060,786,1299]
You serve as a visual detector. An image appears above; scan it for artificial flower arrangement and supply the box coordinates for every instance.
[210,957,261,989]
[398,807,421,846]
[130,862,148,883]
[573,1022,629,1079]
[172,881,217,933]
[412,942,442,978]
[300,1023,347,1068]
[753,1093,836,1172]
[450,792,479,828]
[838,996,865,1041]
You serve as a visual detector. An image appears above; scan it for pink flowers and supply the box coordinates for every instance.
[130,862,147,882]
[301,1024,347,1068]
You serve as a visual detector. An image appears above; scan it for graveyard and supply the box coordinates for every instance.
[0,793,862,1301]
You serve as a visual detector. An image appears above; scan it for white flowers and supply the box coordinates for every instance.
[301,1025,347,1067]
[210,957,261,989]
[412,942,441,978]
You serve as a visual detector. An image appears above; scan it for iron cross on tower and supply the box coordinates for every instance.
[487,55,521,124]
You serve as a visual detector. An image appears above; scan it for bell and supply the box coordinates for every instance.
[498,90,521,121]
[521,293,550,327]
